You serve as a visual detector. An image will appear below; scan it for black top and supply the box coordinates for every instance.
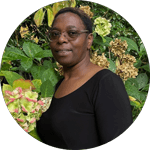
[37,69,133,149]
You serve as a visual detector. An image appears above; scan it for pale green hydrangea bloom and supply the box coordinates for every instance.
[94,17,112,37]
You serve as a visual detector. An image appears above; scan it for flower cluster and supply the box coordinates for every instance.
[40,97,52,113]
[109,38,138,81]
[116,63,138,81]
[90,52,110,69]
[121,53,136,64]
[94,17,111,37]
[79,5,94,18]
[109,38,128,56]
[4,87,44,132]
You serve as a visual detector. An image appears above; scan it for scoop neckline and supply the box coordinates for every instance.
[53,69,107,100]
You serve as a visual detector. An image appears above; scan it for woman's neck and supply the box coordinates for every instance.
[63,58,93,80]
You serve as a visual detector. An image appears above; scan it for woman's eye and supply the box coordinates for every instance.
[51,31,60,37]
[68,31,78,36]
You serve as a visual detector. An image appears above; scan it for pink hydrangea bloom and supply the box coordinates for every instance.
[30,118,36,124]
[38,100,44,106]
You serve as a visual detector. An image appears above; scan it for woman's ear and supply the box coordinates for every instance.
[87,33,93,50]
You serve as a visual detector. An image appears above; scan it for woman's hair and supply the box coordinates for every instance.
[52,7,93,33]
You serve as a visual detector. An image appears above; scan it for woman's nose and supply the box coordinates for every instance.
[58,32,68,44]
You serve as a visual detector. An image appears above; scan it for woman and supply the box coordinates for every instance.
[37,7,133,149]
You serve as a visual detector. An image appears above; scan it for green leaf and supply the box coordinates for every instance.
[93,36,103,45]
[31,79,42,93]
[3,47,27,60]
[1,71,24,86]
[13,79,35,90]
[136,73,148,90]
[31,66,46,79]
[23,42,43,61]
[107,58,116,73]
[1,63,12,71]
[43,60,53,69]
[141,84,149,91]
[33,8,45,27]
[139,91,148,101]
[118,37,138,52]
[47,8,54,27]
[21,57,33,71]
[126,78,139,89]
[40,80,54,97]
[138,44,147,57]
[134,59,142,68]
[140,64,150,72]
[34,50,53,58]
[41,68,59,86]
[125,80,140,100]
[29,128,42,142]
[70,0,76,7]
[130,101,141,107]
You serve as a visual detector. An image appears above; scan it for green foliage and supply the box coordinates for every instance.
[1,71,24,86]
[1,0,150,137]
[40,80,54,98]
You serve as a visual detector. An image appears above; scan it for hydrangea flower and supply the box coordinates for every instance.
[109,38,128,56]
[90,52,110,69]
[94,17,112,37]
[3,87,45,133]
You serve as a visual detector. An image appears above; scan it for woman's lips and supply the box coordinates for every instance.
[55,49,72,56]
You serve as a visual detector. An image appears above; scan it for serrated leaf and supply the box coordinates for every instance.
[140,44,146,52]
[31,79,42,93]
[41,68,59,86]
[3,47,27,60]
[13,79,35,90]
[40,80,54,97]
[134,59,142,68]
[43,60,53,69]
[140,64,150,72]
[34,8,45,27]
[126,78,139,89]
[31,66,46,79]
[139,91,148,101]
[21,57,33,71]
[118,37,138,52]
[2,71,24,86]
[125,80,140,100]
[136,73,148,90]
[141,84,149,92]
[107,58,116,73]
[34,50,53,58]
[23,42,43,61]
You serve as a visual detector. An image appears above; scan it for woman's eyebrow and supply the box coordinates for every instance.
[67,25,77,29]
[51,26,77,30]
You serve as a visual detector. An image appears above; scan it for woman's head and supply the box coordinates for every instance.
[50,7,93,67]
[52,7,93,33]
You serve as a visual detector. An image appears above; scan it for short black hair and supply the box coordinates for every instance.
[52,7,93,33]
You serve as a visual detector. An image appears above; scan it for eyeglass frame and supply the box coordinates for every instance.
[47,28,89,42]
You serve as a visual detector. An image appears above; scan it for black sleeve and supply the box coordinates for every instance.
[94,72,133,144]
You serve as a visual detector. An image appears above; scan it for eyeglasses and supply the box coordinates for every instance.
[48,29,89,42]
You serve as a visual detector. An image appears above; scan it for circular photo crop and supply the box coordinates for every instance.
[0,0,149,149]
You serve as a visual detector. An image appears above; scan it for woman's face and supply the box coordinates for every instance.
[50,12,93,67]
